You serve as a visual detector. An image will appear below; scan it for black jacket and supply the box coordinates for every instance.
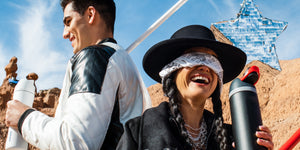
[117,102,234,150]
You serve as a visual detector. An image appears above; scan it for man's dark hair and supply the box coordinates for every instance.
[60,0,116,33]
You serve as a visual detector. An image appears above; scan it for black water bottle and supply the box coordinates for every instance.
[229,66,267,150]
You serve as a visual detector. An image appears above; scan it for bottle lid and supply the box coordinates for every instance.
[14,79,35,94]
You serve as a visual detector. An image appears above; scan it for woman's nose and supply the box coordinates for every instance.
[196,65,210,72]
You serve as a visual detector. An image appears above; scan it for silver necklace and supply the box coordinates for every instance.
[185,119,208,150]
[185,124,201,131]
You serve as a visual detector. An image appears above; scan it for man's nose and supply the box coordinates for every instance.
[63,28,69,39]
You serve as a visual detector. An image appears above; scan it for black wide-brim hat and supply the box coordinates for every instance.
[143,25,247,84]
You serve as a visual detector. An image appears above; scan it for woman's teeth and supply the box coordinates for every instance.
[191,76,209,84]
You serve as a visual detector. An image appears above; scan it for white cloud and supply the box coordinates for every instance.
[0,43,7,82]
[208,0,223,17]
[15,0,68,90]
[226,0,236,9]
[224,0,239,15]
[276,26,300,60]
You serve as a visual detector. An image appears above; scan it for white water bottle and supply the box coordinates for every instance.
[5,79,35,150]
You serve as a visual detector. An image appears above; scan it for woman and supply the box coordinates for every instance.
[117,25,273,150]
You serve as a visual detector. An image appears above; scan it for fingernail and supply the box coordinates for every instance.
[256,138,260,143]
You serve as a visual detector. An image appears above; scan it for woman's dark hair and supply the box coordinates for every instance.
[162,74,229,150]
[162,75,193,147]
[60,0,116,33]
[211,84,229,150]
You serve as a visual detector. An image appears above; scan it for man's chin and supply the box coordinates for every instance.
[73,48,80,54]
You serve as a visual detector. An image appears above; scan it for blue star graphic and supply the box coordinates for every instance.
[211,0,287,70]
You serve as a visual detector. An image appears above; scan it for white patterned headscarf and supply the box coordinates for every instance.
[159,52,224,93]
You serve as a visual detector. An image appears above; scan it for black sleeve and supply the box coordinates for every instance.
[224,123,235,149]
[69,45,116,96]
[17,108,35,135]
[116,117,141,150]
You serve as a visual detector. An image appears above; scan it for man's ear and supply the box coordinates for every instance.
[87,6,96,24]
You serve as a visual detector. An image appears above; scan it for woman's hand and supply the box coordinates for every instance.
[256,125,274,150]
[232,125,274,150]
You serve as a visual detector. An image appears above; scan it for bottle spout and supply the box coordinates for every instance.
[240,66,260,85]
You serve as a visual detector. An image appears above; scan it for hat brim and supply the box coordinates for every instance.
[143,38,247,83]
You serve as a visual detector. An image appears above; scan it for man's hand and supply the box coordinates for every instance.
[6,100,31,130]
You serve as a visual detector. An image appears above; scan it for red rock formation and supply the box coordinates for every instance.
[0,57,18,110]
[4,56,18,79]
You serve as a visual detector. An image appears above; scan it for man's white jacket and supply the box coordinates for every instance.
[20,39,152,149]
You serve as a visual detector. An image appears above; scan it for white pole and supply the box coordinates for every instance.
[126,0,188,53]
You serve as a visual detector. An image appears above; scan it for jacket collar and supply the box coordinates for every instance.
[97,38,117,45]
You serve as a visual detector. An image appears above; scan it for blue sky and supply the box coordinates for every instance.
[0,0,299,90]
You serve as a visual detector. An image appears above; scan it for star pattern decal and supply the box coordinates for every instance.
[211,0,287,70]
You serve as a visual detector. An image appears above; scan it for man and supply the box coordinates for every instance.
[5,0,151,149]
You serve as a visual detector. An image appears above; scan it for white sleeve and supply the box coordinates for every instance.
[22,91,116,150]
[22,49,120,150]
